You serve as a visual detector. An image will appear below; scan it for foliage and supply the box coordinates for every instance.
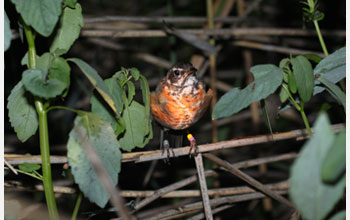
[6,0,152,216]
[289,114,345,220]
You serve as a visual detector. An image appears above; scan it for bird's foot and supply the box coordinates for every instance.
[161,139,175,163]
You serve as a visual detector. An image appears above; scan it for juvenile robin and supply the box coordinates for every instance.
[150,62,213,157]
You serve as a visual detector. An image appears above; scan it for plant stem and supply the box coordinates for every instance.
[313,20,328,56]
[71,191,83,220]
[300,102,312,137]
[47,105,86,115]
[23,19,59,220]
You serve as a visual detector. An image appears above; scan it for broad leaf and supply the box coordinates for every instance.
[129,67,140,80]
[67,114,122,208]
[313,47,346,95]
[5,11,12,51]
[329,210,346,220]
[22,69,67,99]
[139,75,151,135]
[317,77,346,111]
[10,0,62,36]
[213,64,283,119]
[321,130,345,183]
[7,82,38,142]
[291,55,314,102]
[126,81,135,105]
[289,114,345,220]
[18,163,41,172]
[49,57,71,97]
[91,78,124,136]
[50,3,84,56]
[21,52,53,71]
[118,101,153,152]
[69,58,123,116]
[279,84,289,103]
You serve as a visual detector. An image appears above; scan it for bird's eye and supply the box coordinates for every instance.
[174,70,180,76]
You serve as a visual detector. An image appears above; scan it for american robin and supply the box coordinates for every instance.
[150,62,213,157]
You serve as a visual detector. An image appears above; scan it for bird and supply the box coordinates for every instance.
[150,62,213,158]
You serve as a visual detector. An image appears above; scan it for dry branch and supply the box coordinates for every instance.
[5,124,343,165]
[233,40,325,57]
[84,16,245,24]
[80,28,345,38]
[194,153,213,219]
[141,190,288,220]
[204,153,295,209]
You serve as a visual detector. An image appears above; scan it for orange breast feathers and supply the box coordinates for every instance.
[150,85,213,130]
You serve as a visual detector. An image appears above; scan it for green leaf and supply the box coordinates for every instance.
[118,101,153,152]
[291,55,314,102]
[50,3,84,56]
[7,82,38,142]
[129,67,140,80]
[213,64,283,119]
[289,113,345,220]
[126,81,135,105]
[69,58,123,116]
[90,78,124,136]
[314,47,346,95]
[18,162,41,172]
[317,77,346,111]
[5,200,21,220]
[64,0,77,8]
[321,130,345,183]
[22,69,67,99]
[139,75,151,135]
[279,85,289,103]
[67,114,122,208]
[302,53,323,63]
[21,52,53,71]
[10,0,62,36]
[49,57,71,97]
[329,210,346,220]
[5,11,12,51]
[288,70,297,94]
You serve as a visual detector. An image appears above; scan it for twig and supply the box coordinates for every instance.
[142,190,288,220]
[5,124,344,165]
[194,153,213,219]
[133,170,217,211]
[80,28,346,38]
[203,153,295,209]
[233,40,325,57]
[4,158,18,175]
[75,128,135,220]
[188,204,233,220]
[84,16,247,24]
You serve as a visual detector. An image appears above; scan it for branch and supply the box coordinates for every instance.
[140,190,288,220]
[194,153,213,219]
[204,153,295,209]
[5,124,343,165]
[80,28,346,38]
[233,40,325,57]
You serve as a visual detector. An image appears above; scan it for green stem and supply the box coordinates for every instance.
[47,105,86,115]
[300,101,312,137]
[282,84,301,111]
[35,101,59,220]
[313,20,328,56]
[71,191,83,220]
[23,19,59,220]
[5,167,43,181]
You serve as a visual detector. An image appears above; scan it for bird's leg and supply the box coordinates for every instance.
[187,133,198,157]
[160,128,174,162]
